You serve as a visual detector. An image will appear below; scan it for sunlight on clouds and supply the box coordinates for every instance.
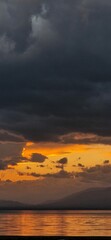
[1,143,111,182]
[1,140,111,182]
[22,142,88,158]
[20,142,111,178]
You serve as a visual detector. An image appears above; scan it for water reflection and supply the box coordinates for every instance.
[0,210,111,236]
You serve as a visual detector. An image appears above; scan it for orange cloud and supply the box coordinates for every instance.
[22,142,89,158]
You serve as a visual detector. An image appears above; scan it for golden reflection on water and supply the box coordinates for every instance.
[0,211,111,236]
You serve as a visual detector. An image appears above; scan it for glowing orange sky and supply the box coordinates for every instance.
[1,141,111,182]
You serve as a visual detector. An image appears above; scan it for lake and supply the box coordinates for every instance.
[0,210,111,236]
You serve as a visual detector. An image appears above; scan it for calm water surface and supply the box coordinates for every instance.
[0,210,111,236]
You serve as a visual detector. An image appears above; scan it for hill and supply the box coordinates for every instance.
[1,187,111,210]
[36,187,111,210]
[0,200,30,210]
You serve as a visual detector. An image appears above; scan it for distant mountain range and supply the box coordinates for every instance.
[37,187,111,210]
[1,187,111,210]
[0,200,29,210]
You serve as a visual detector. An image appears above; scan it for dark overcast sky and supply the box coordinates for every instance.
[1,0,111,204]
[0,0,111,144]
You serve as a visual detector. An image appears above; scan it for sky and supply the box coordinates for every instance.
[0,0,111,204]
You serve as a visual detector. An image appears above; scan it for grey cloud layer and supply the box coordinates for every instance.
[76,163,111,183]
[18,169,74,179]
[0,0,111,143]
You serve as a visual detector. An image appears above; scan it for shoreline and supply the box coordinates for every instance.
[0,237,107,239]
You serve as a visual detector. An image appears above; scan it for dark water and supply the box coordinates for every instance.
[0,210,111,236]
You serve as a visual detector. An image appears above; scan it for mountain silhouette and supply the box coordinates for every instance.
[36,186,111,210]
[0,200,30,210]
[1,187,111,210]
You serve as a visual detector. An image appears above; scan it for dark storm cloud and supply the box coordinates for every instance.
[60,134,111,145]
[0,160,9,170]
[0,142,25,160]
[8,156,28,166]
[0,0,111,143]
[0,151,48,170]
[0,155,28,170]
[0,130,24,142]
[57,157,68,165]
[30,153,48,162]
